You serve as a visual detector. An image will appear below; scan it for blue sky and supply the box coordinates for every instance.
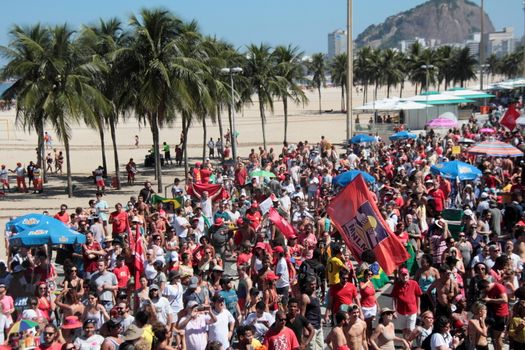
[0,0,522,55]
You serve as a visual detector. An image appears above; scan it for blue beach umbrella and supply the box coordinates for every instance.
[430,160,482,181]
[333,170,376,187]
[350,134,376,144]
[7,213,86,246]
[389,131,417,141]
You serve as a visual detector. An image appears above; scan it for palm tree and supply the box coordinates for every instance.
[80,18,129,188]
[307,53,326,114]
[354,47,374,103]
[381,49,404,98]
[330,53,347,112]
[43,24,109,197]
[500,50,523,78]
[0,24,51,180]
[244,43,282,149]
[273,44,307,142]
[450,47,478,87]
[435,46,454,91]
[410,48,437,93]
[485,54,499,82]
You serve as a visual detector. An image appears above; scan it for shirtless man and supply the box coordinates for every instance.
[344,305,368,350]
[325,310,350,350]
[426,264,459,319]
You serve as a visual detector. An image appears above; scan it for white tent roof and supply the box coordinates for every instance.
[438,111,458,120]
[354,98,427,111]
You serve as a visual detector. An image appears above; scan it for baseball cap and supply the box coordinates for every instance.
[211,294,225,303]
[399,267,409,275]
[189,276,199,289]
[273,246,285,254]
[186,300,199,309]
[149,284,160,291]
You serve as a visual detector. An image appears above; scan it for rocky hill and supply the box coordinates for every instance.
[355,0,495,49]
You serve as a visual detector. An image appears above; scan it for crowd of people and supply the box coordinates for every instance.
[3,107,525,350]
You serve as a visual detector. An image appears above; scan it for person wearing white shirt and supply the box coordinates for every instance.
[242,301,275,340]
[208,294,235,350]
[172,208,191,240]
[147,284,172,326]
[273,247,290,306]
[163,271,184,323]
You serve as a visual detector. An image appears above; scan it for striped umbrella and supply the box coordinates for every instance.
[468,140,523,157]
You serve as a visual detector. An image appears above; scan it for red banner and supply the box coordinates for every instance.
[500,104,520,131]
[268,207,296,239]
[187,183,229,201]
[134,226,145,289]
[327,174,409,275]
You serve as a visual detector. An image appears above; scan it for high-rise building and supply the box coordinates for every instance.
[327,29,347,59]
[485,27,515,57]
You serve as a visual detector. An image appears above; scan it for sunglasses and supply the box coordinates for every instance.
[277,318,287,322]
[44,332,55,336]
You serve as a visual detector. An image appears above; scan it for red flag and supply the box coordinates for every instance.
[500,104,520,131]
[327,174,409,275]
[268,207,296,239]
[134,225,145,289]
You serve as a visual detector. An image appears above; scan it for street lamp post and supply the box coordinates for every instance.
[480,0,485,90]
[220,67,243,161]
[421,64,434,120]
[346,0,353,139]
[523,0,525,77]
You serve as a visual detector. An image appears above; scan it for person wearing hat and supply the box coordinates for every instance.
[391,267,422,338]
[272,246,290,307]
[218,275,241,321]
[182,276,209,307]
[370,307,410,350]
[119,324,145,350]
[145,284,172,326]
[177,300,217,350]
[60,316,83,343]
[150,259,167,292]
[208,294,236,349]
[162,270,184,325]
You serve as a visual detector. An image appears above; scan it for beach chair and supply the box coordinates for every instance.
[441,208,464,239]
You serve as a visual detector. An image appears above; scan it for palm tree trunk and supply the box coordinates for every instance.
[340,86,345,112]
[217,105,224,152]
[283,96,289,143]
[97,117,108,177]
[182,113,189,182]
[258,97,267,150]
[387,84,391,98]
[150,112,162,193]
[317,86,322,114]
[399,81,404,98]
[36,119,46,183]
[64,136,73,197]
[202,116,207,162]
[109,117,120,190]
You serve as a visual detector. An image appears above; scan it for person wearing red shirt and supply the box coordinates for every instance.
[478,279,508,350]
[112,255,130,292]
[439,177,451,200]
[53,204,70,225]
[82,232,106,276]
[325,270,360,323]
[234,162,248,187]
[109,203,129,237]
[483,170,500,189]
[359,268,379,337]
[245,203,262,231]
[263,310,300,350]
[391,267,422,338]
[428,182,446,215]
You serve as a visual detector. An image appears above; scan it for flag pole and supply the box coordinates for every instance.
[346,0,353,139]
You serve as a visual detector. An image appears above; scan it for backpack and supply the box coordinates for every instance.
[297,260,318,291]
[421,333,433,350]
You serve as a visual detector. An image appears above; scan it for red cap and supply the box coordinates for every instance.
[214,218,224,226]
[255,242,266,250]
[399,267,409,275]
[251,201,259,209]
[265,271,279,281]
[236,218,244,225]
[273,246,285,254]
